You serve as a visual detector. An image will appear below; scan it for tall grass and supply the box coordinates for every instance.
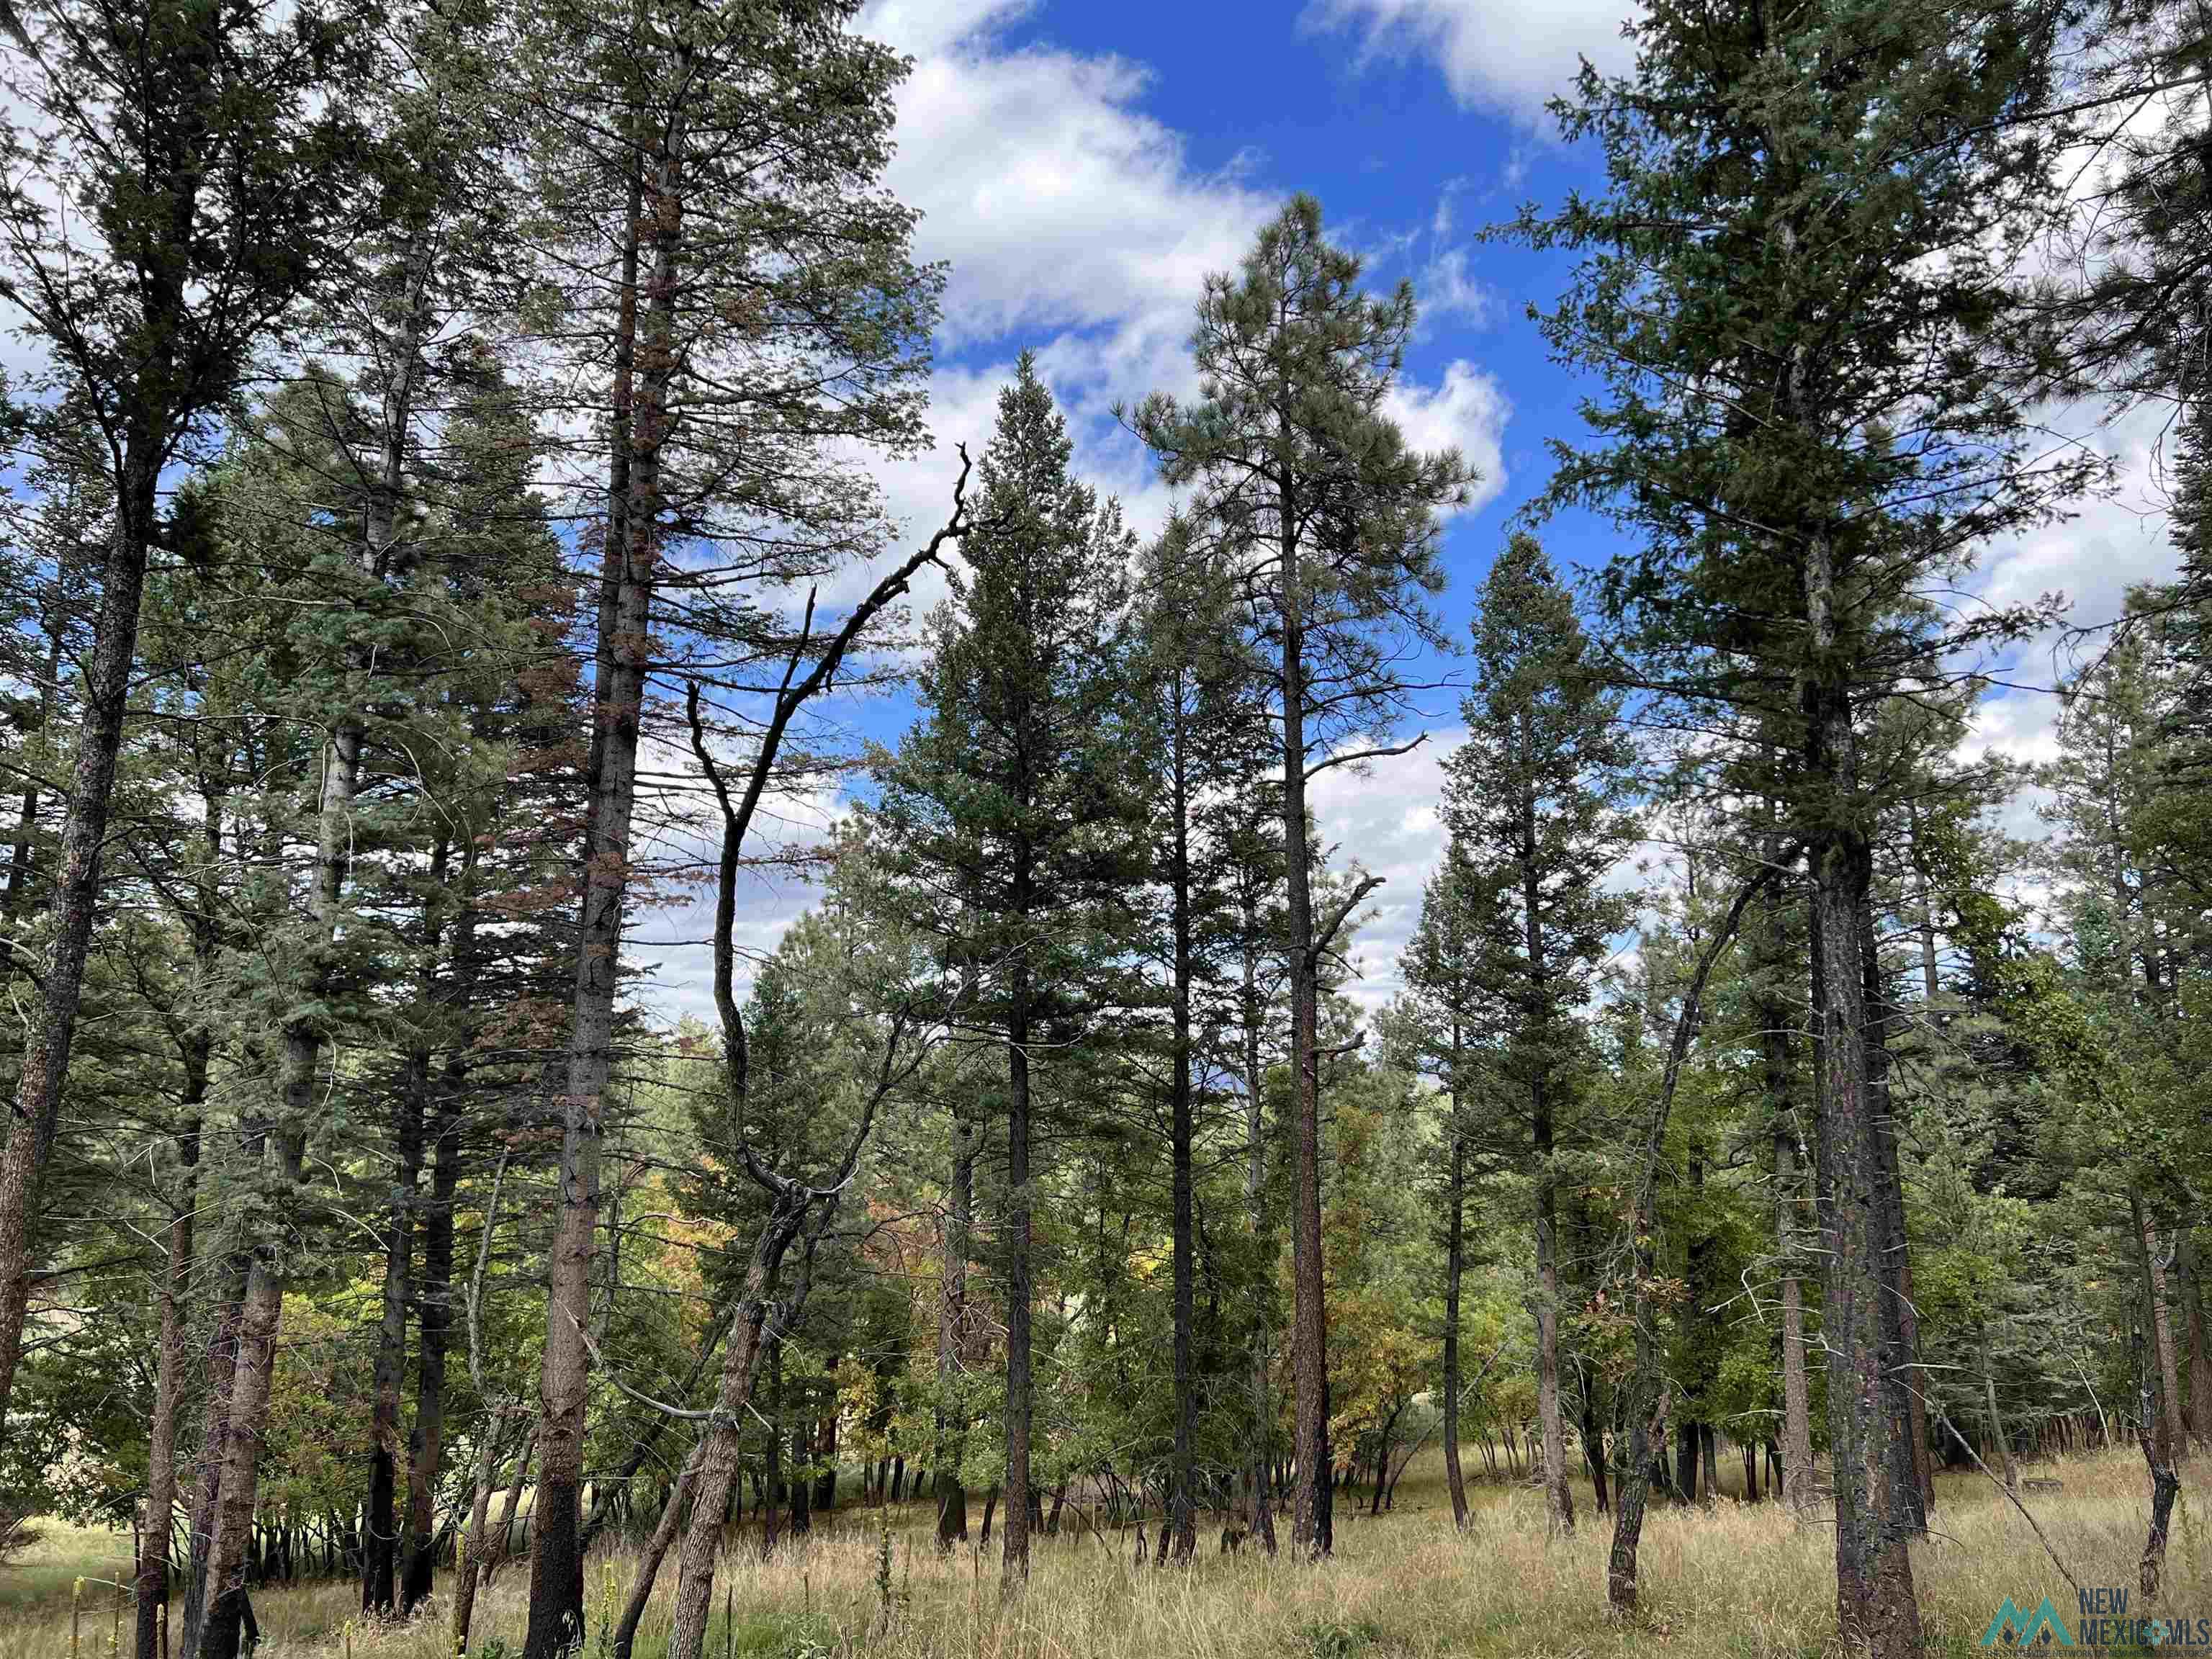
[4,1449,2202,1659]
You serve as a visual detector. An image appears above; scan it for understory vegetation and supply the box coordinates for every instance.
[8,1449,2203,1659]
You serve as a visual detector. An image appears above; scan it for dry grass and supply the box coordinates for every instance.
[4,1449,2204,1659]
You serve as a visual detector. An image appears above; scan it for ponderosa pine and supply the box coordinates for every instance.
[1133,196,1471,1557]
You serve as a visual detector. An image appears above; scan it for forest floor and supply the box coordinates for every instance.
[4,1446,2205,1659]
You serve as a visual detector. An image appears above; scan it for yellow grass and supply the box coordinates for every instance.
[4,1449,2205,1659]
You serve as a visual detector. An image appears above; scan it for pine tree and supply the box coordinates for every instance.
[1440,533,1637,1540]
[873,356,1143,1586]
[1390,848,1501,1532]
[1131,518,1274,1560]
[504,0,936,1642]
[1132,196,1471,1555]
[1517,0,2087,1639]
[0,0,378,1433]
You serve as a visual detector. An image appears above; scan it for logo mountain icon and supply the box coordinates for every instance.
[1980,1596,2075,1647]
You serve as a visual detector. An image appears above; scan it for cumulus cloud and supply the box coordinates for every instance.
[1307,734,1461,1012]
[1303,0,1639,126]
[1382,360,1511,514]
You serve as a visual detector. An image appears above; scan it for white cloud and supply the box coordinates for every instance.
[830,9,1515,605]
[871,12,1277,356]
[860,0,1033,57]
[1416,246,1498,328]
[1308,732,1461,1011]
[1382,360,1511,513]
[1303,0,1638,126]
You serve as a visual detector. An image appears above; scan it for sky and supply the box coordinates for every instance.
[625,0,2185,1028]
[4,0,2161,1028]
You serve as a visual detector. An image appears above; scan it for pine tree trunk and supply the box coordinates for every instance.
[1606,1361,1664,1611]
[402,1085,461,1614]
[665,1152,826,1659]
[2140,1208,2188,1461]
[935,1101,975,1549]
[137,775,224,1657]
[135,1031,209,1659]
[2133,1191,2184,1599]
[1859,903,1930,1529]
[1278,497,1332,1560]
[1804,644,1922,1658]
[522,108,678,1659]
[611,1443,701,1659]
[1442,1090,1471,1532]
[1239,889,1278,1556]
[202,690,379,1658]
[194,1133,305,1659]
[403,845,472,1613]
[178,1256,251,1659]
[1003,936,1035,1586]
[364,1081,421,1617]
[0,439,159,1421]
[1166,708,1198,1563]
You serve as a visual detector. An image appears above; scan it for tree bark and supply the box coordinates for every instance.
[177,1254,250,1659]
[522,100,678,1659]
[665,1202,807,1659]
[1166,695,1198,1563]
[611,1443,701,1659]
[402,840,472,1613]
[1278,492,1331,1560]
[1442,1084,1471,1532]
[364,1076,421,1617]
[2140,1206,2189,1461]
[1002,933,1035,1586]
[2134,1192,2183,1600]
[0,439,159,1419]
[1804,647,1922,1658]
[935,1101,976,1549]
[193,1132,305,1659]
[401,1083,461,1614]
[1859,902,1930,1529]
[134,1031,208,1659]
[1238,857,1278,1556]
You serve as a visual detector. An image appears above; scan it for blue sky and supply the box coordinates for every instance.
[642,0,2183,1020]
